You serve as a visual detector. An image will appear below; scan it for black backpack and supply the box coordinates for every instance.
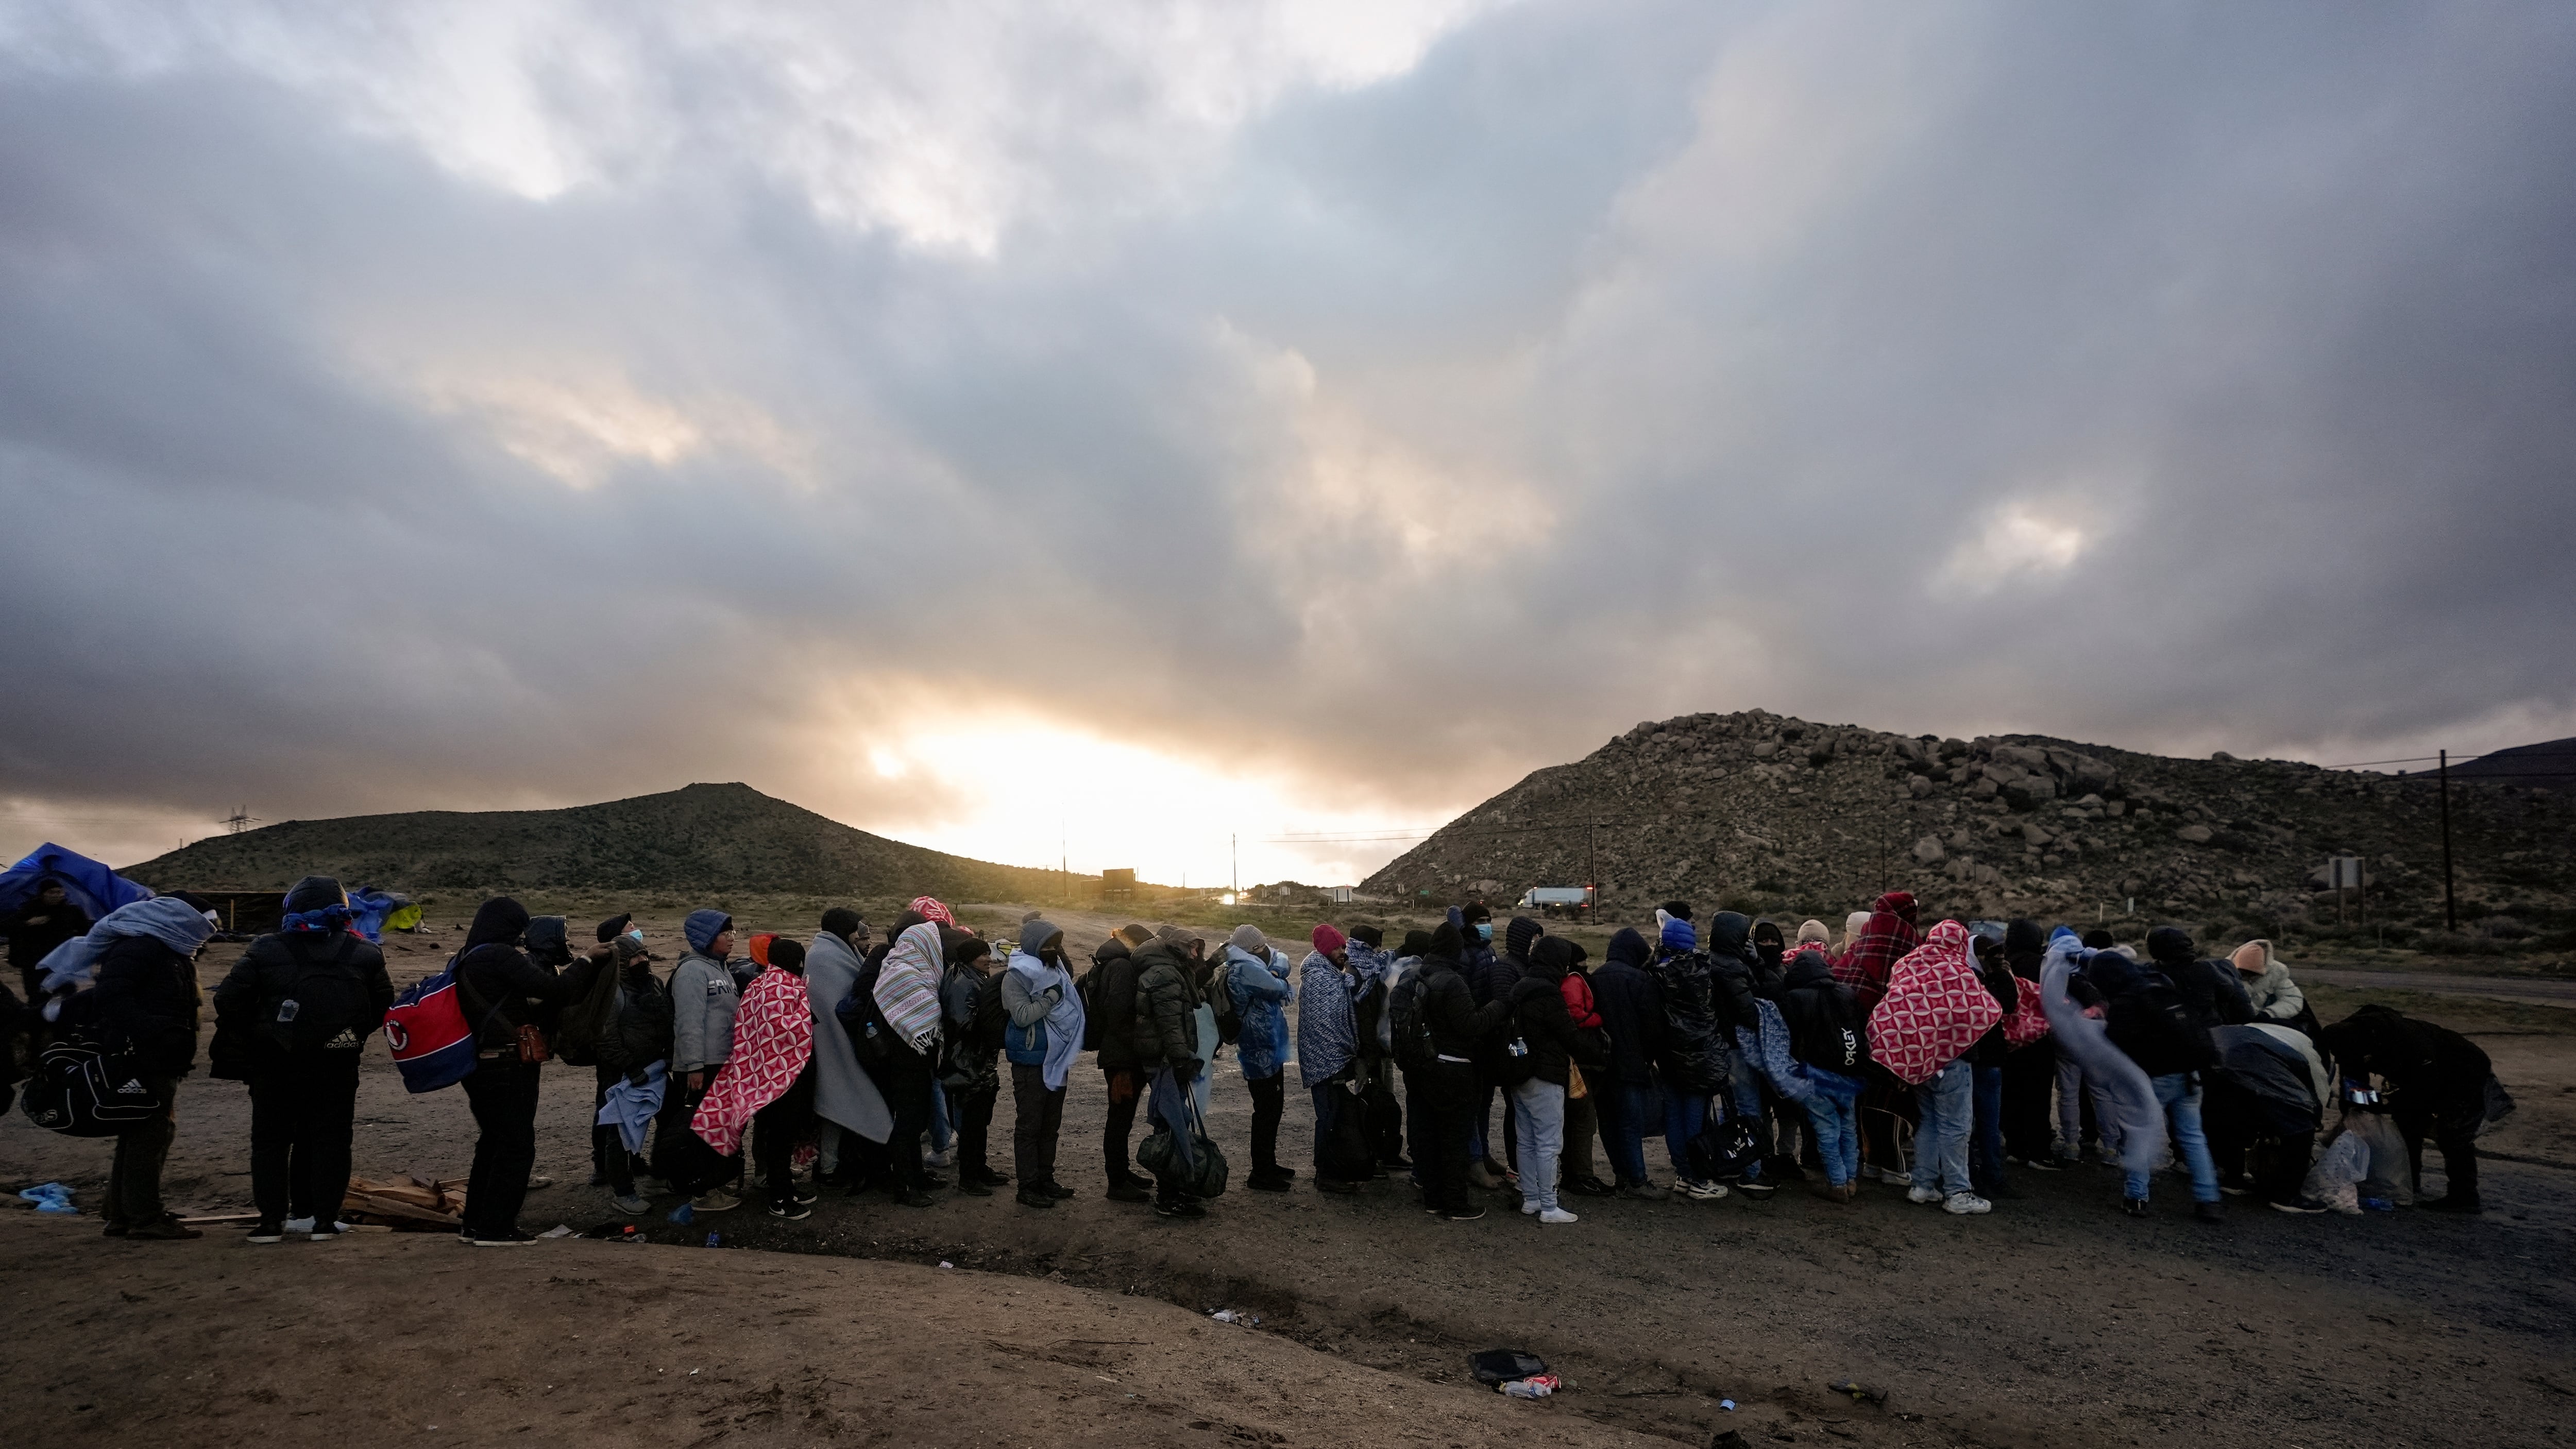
[1076,963,1105,1051]
[553,959,623,1068]
[1389,969,1436,1069]
[18,1033,163,1137]
[1320,1083,1376,1182]
[266,935,374,1055]
[1207,960,1243,1047]
[837,953,893,1068]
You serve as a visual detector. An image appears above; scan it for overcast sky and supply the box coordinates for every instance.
[3,1,2572,888]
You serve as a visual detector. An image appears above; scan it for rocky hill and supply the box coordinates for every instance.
[124,782,1070,900]
[1360,711,2576,942]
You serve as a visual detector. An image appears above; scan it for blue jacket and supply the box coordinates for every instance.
[1225,945,1294,1080]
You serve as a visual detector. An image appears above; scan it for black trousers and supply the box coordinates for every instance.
[592,1066,641,1195]
[2398,1111,2480,1203]
[1102,1066,1145,1184]
[753,1068,816,1207]
[652,1072,735,1197]
[878,1044,936,1194]
[2001,1043,2057,1161]
[1011,1063,1065,1188]
[953,1075,999,1181]
[1247,1071,1285,1177]
[1407,1061,1478,1213]
[461,1057,542,1236]
[250,1054,361,1222]
[108,1078,179,1226]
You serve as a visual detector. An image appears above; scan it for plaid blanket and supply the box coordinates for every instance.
[1866,920,2003,1086]
[1833,891,1921,1010]
[691,966,814,1156]
[874,921,947,1050]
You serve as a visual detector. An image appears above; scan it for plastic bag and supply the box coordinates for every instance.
[2301,1128,2369,1215]
[1469,1349,1549,1386]
[2346,1109,2414,1206]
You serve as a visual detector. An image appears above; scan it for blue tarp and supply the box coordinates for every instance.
[347,886,413,943]
[0,843,153,920]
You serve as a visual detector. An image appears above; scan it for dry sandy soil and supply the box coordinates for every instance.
[6,902,2574,1449]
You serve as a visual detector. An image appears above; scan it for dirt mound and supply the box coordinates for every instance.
[122,781,1067,899]
[1361,710,2576,934]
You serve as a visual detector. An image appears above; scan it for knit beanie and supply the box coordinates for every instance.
[1228,924,1268,957]
[768,937,806,973]
[1796,919,1830,945]
[1349,925,1385,949]
[1311,923,1347,956]
[683,909,732,954]
[2231,940,2270,975]
[1659,916,1697,952]
[1116,924,1155,947]
[1504,916,1544,963]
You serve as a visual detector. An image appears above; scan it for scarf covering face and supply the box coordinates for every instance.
[1007,947,1087,1089]
[874,920,947,1050]
[38,895,218,998]
[1865,919,2003,1085]
[690,966,815,1156]
[1834,891,1923,1010]
[907,896,956,927]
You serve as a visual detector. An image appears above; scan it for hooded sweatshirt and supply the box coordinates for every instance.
[1778,951,1869,1075]
[1505,936,1591,1087]
[1590,927,1666,1087]
[2147,927,2254,1029]
[2230,939,2306,1023]
[670,908,741,1075]
[454,897,580,1054]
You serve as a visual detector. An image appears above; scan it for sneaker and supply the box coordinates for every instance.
[283,1216,317,1235]
[958,1177,996,1197]
[1107,1182,1154,1203]
[2194,1200,2226,1223]
[2023,1154,2063,1173]
[927,1149,953,1168]
[470,1228,539,1247]
[1943,1192,1992,1216]
[1567,1176,1617,1198]
[2093,1144,2123,1167]
[2219,1179,2251,1198]
[692,1189,742,1213]
[1043,1181,1076,1200]
[308,1220,353,1239]
[1444,1206,1487,1222]
[2121,1196,2149,1218]
[1520,1197,1543,1215]
[2270,1196,2330,1215]
[247,1219,286,1244]
[1155,1198,1207,1219]
[1537,1207,1579,1225]
[793,1188,820,1206]
[1615,1181,1667,1201]
[891,1189,938,1208]
[1015,1187,1058,1209]
[1247,1174,1290,1193]
[127,1216,203,1241]
[1907,1184,1944,1205]
[1681,1179,1731,1202]
[769,1201,812,1220]
[612,1194,650,1214]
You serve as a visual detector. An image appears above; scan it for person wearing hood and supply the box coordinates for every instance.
[1967,934,2021,1198]
[2319,1004,2499,1214]
[59,897,215,1239]
[939,933,1009,1197]
[1412,922,1511,1220]
[1777,948,1870,1201]
[1866,920,1999,1216]
[690,937,819,1220]
[6,876,89,1007]
[1299,924,1368,1195]
[666,908,747,1213]
[1705,912,1777,1190]
[2229,940,2308,1026]
[212,876,395,1242]
[1089,923,1157,1202]
[1996,920,2061,1173]
[1589,926,1668,1197]
[2146,927,2253,1030]
[801,909,891,1188]
[1004,919,1086,1207]
[873,917,951,1208]
[1649,916,1731,1201]
[1133,925,1212,1218]
[1505,936,1593,1223]
[1344,925,1408,1173]
[1553,939,1615,1199]
[450,897,583,1245]
[2089,948,2225,1220]
[1750,920,1789,991]
[586,928,672,1213]
[1217,923,1296,1191]
[1836,891,1922,1184]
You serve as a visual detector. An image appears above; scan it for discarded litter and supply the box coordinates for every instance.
[704,1232,722,1248]
[1719,1399,1736,1411]
[1827,1379,1888,1406]
[938,1261,955,1269]
[1500,1375,1561,1400]
[1470,1349,1550,1387]
[18,1183,78,1215]
[1208,1309,1261,1325]
[539,1224,574,1239]
[668,1202,695,1225]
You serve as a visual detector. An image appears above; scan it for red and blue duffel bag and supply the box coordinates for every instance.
[383,956,479,1093]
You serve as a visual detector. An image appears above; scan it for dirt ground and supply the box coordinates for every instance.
[6,901,2574,1449]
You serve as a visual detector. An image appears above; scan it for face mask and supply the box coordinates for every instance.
[1475,923,1494,943]
[626,928,645,943]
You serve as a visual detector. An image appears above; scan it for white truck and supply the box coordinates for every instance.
[1515,886,1595,916]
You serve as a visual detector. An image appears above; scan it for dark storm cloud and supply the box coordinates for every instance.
[2,1,2571,871]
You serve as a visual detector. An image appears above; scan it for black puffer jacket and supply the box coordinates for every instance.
[1776,952,1869,1075]
[2093,952,2216,1078]
[1704,912,1765,1033]
[2148,927,2254,1029]
[1505,937,1591,1087]
[89,934,202,1079]
[212,927,394,1074]
[600,957,675,1075]
[1420,947,1511,1063]
[1648,946,1730,1094]
[1971,937,2019,1066]
[1131,941,1205,1072]
[1590,929,1666,1088]
[1088,936,1146,1072]
[453,898,582,1051]
[2318,1003,2492,1119]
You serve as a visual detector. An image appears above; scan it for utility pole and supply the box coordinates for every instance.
[2438,749,2457,930]
[1587,821,1598,922]
[1231,832,1238,904]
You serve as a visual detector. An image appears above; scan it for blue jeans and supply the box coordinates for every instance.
[1971,1064,2006,1192]
[1666,1088,1714,1183]
[930,1080,953,1153]
[1910,1058,1974,1196]
[2129,1072,2221,1204]
[1803,1068,1865,1187]
[1611,1081,1660,1184]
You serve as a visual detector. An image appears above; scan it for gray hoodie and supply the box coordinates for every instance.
[669,948,739,1073]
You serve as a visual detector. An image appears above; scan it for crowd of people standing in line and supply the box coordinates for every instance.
[2,875,2509,1245]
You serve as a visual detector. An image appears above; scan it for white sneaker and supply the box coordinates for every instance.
[1682,1179,1730,1201]
[927,1150,953,1168]
[1906,1184,1944,1205]
[1538,1207,1579,1225]
[1943,1192,1992,1215]
[692,1189,742,1213]
[283,1216,314,1235]
[1520,1198,1543,1215]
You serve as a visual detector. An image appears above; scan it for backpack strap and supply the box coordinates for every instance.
[450,946,519,1046]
